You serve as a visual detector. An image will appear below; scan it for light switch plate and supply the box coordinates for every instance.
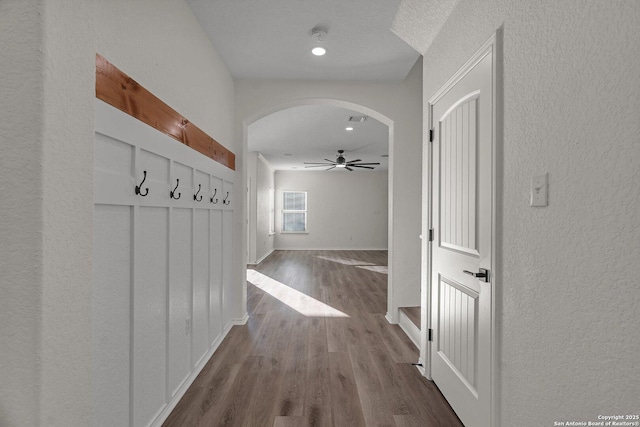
[530,173,548,207]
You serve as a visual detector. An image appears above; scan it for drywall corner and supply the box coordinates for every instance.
[0,1,46,425]
[39,1,95,425]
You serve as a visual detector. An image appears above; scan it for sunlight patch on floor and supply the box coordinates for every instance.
[356,265,388,274]
[247,269,350,318]
[315,255,375,266]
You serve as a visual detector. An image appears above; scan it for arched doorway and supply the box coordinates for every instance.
[242,98,394,319]
[232,79,423,361]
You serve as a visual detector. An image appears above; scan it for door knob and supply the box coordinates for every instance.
[463,268,490,283]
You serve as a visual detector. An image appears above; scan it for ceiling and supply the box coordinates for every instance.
[248,105,389,171]
[187,0,420,171]
[187,0,419,81]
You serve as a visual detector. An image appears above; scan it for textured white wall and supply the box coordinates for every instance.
[0,2,46,425]
[275,171,388,250]
[1,1,94,426]
[397,0,640,424]
[40,2,95,426]
[255,155,275,260]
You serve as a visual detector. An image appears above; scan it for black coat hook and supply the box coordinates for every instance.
[170,179,181,199]
[194,184,202,202]
[135,170,149,196]
[210,188,218,204]
[223,191,230,205]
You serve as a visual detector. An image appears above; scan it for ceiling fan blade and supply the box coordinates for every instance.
[326,166,336,171]
[346,166,354,171]
[305,164,333,168]
[304,161,335,165]
[352,165,375,169]
[324,159,336,163]
[348,159,362,163]
[348,162,380,166]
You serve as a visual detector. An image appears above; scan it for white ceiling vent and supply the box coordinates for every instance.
[348,115,367,123]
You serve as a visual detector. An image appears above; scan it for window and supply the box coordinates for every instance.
[269,188,275,235]
[282,191,307,232]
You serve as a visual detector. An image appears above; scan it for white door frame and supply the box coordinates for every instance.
[421,28,503,427]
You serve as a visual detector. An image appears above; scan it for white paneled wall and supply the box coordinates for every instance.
[93,100,235,427]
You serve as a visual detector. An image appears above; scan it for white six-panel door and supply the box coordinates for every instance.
[93,100,235,427]
[428,37,496,427]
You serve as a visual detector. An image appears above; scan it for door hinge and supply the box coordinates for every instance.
[429,128,434,143]
[428,328,433,342]
[428,229,434,242]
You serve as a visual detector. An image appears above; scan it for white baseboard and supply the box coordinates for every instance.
[415,357,426,376]
[222,320,233,337]
[248,249,274,265]
[398,309,420,349]
[232,312,249,325]
[385,312,396,324]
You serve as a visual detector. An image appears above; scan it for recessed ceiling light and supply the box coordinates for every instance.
[311,46,326,56]
[345,127,354,131]
[310,27,327,57]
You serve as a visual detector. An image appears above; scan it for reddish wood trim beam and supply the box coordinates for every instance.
[95,53,235,170]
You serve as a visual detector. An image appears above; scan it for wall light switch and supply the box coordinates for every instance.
[530,173,548,207]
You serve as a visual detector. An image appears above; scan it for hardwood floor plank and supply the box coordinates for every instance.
[393,414,422,427]
[325,317,349,353]
[371,313,419,363]
[308,317,328,357]
[269,317,309,418]
[163,250,461,427]
[367,345,414,417]
[246,280,265,313]
[304,353,333,427]
[328,351,367,427]
[348,342,395,426]
[395,363,463,426]
[242,312,297,425]
[194,363,242,427]
[273,416,305,427]
[201,356,264,426]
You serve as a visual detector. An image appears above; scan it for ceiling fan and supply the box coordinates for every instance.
[304,149,381,171]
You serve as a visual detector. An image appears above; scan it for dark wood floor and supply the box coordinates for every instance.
[164,250,462,427]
